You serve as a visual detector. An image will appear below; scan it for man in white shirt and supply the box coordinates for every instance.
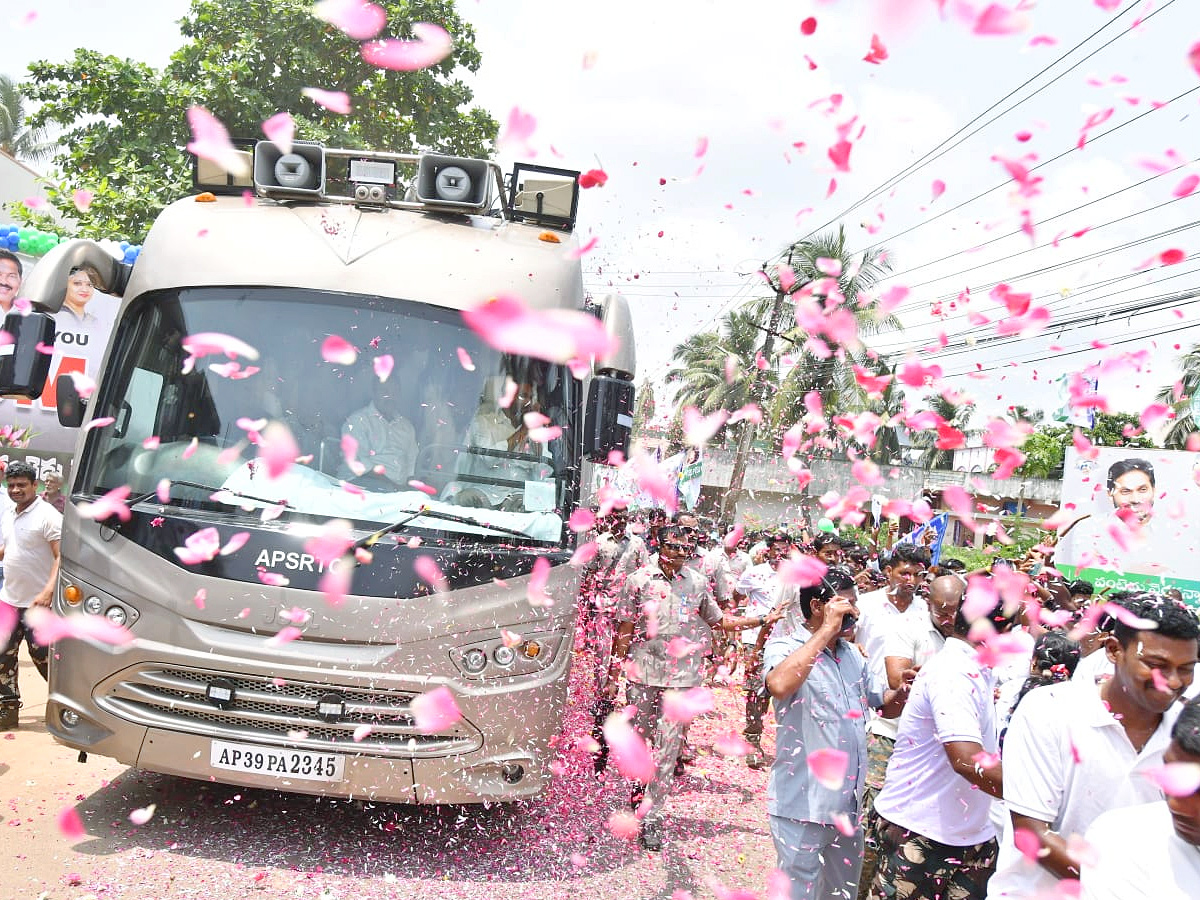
[881,573,962,689]
[868,594,1014,898]
[986,593,1200,898]
[733,533,795,768]
[0,462,63,729]
[1080,696,1200,900]
[340,377,418,489]
[852,542,930,899]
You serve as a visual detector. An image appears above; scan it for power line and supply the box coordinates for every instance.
[879,160,1197,286]
[857,82,1200,256]
[936,292,1200,379]
[795,0,1159,245]
[866,257,1200,354]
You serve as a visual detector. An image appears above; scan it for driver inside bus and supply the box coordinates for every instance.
[339,375,418,491]
[451,372,552,509]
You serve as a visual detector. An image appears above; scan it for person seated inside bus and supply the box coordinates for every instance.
[339,375,418,491]
[450,374,552,510]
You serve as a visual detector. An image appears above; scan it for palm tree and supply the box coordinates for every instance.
[666,306,772,445]
[762,227,900,436]
[1155,343,1200,449]
[0,74,53,164]
[911,394,977,469]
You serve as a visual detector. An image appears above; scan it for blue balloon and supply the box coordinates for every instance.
[4,235,17,250]
[123,248,139,263]
[119,241,130,250]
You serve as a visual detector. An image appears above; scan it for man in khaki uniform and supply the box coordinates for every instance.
[605,525,779,850]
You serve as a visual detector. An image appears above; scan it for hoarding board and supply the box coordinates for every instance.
[1056,446,1200,604]
[0,259,118,479]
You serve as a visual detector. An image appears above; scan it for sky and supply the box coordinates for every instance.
[6,0,1200,428]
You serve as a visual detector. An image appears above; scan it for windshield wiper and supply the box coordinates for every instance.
[352,506,537,553]
[124,480,288,510]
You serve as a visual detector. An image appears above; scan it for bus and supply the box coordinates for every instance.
[1,143,635,803]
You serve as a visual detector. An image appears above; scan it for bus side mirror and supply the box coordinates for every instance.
[0,312,56,399]
[56,373,86,427]
[583,375,634,463]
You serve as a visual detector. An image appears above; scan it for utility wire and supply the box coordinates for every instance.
[795,0,1160,244]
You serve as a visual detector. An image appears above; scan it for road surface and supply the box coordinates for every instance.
[1,647,780,900]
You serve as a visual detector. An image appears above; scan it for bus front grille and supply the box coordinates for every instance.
[94,665,480,757]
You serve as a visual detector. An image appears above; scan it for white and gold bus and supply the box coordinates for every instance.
[4,144,635,803]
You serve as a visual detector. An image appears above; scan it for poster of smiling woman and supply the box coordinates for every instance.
[1056,447,1200,605]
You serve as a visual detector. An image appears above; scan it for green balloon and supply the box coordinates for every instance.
[817,518,836,533]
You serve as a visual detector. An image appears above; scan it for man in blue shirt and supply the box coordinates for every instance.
[764,570,909,900]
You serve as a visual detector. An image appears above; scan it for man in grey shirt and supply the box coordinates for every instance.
[764,570,909,900]
[605,525,778,851]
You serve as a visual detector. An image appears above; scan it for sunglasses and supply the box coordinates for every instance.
[661,542,693,553]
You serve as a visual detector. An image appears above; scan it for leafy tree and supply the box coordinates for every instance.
[762,227,899,438]
[20,0,498,241]
[910,393,976,469]
[1015,412,1156,479]
[0,74,53,164]
[1155,343,1200,449]
[666,306,773,446]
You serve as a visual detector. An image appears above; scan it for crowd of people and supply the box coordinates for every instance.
[578,506,1200,900]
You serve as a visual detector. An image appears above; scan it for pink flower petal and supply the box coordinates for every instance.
[1160,248,1186,266]
[1174,174,1199,198]
[607,810,640,840]
[0,602,17,645]
[683,406,728,447]
[321,335,358,365]
[1143,762,1200,797]
[128,804,156,825]
[663,686,715,723]
[1014,827,1042,863]
[497,106,537,155]
[807,747,849,790]
[185,106,249,177]
[72,189,95,213]
[373,354,394,382]
[414,554,448,593]
[174,527,222,565]
[301,87,353,115]
[319,564,353,608]
[455,347,475,371]
[777,552,828,588]
[568,508,596,533]
[578,169,608,189]
[266,626,302,646]
[827,140,853,172]
[712,732,754,757]
[312,0,386,40]
[219,532,250,556]
[527,556,553,608]
[57,807,85,840]
[77,485,132,523]
[603,712,656,782]
[411,685,462,733]
[462,294,619,366]
[1190,41,1200,79]
[930,179,946,202]
[863,33,888,64]
[973,4,1031,36]
[257,421,299,480]
[83,415,114,432]
[360,23,453,72]
[800,16,817,35]
[695,136,709,158]
[25,605,132,647]
[261,111,295,157]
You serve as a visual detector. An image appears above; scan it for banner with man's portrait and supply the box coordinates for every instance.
[1056,446,1200,604]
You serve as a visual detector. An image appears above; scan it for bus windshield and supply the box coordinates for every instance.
[79,288,577,545]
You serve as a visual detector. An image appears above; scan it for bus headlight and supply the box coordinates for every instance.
[84,596,104,615]
[493,646,516,667]
[460,648,487,674]
[105,606,128,627]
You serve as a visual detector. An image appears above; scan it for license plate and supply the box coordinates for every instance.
[210,740,345,782]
